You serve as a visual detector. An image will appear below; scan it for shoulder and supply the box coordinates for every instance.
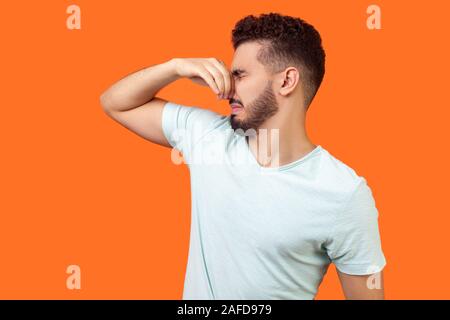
[316,146,369,205]
[163,101,225,128]
[162,101,229,142]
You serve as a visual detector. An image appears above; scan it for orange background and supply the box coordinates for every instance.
[0,0,449,299]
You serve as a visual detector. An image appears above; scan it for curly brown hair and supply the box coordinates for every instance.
[231,12,326,109]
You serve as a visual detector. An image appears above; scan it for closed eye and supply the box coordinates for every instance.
[232,69,246,80]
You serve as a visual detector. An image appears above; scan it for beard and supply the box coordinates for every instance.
[230,79,279,133]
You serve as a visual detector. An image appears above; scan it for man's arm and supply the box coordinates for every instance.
[337,270,384,300]
[99,59,180,147]
[99,57,234,147]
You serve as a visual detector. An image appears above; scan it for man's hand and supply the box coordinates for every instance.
[173,57,235,100]
[337,270,385,300]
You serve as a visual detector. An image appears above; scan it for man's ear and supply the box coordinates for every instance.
[278,67,300,96]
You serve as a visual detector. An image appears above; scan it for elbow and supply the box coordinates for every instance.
[99,92,113,114]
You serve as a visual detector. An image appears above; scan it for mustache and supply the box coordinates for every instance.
[230,99,243,106]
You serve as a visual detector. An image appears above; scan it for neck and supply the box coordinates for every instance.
[247,107,316,168]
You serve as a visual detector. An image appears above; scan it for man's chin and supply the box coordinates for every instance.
[230,116,256,134]
[230,115,244,132]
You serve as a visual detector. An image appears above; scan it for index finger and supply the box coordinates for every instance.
[210,59,232,99]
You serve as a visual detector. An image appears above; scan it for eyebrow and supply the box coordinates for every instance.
[231,68,246,76]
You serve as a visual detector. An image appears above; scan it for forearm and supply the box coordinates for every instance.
[100,58,180,112]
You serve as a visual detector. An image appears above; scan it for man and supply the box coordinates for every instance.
[100,12,386,299]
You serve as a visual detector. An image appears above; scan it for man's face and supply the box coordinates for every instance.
[229,42,279,132]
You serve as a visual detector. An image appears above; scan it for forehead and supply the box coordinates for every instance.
[231,41,265,72]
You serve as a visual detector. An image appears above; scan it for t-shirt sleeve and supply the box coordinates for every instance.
[161,101,224,163]
[325,178,387,275]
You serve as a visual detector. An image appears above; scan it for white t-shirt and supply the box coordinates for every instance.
[161,101,386,300]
